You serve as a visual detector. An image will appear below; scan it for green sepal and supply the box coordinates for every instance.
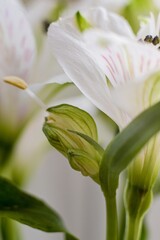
[75,11,91,32]
[68,130,104,155]
[100,102,160,196]
[46,104,98,140]
[67,148,100,183]
[0,177,78,240]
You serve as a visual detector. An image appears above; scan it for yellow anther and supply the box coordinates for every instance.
[3,76,28,90]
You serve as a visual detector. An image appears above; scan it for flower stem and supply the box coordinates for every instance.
[125,214,142,240]
[124,181,152,240]
[105,194,118,240]
[0,218,21,240]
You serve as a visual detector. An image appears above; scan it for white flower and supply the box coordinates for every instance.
[0,2,115,182]
[0,0,69,181]
[48,7,160,188]
[0,0,35,134]
[48,7,160,128]
[0,0,67,134]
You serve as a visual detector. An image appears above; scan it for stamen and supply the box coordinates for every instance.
[143,35,160,48]
[152,36,159,45]
[25,88,46,110]
[4,76,28,90]
[144,35,153,43]
[4,76,47,110]
[42,20,51,33]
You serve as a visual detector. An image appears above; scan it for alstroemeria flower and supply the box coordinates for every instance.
[48,8,160,126]
[0,0,67,132]
[48,7,160,189]
[0,0,70,181]
[0,0,35,135]
[0,2,115,184]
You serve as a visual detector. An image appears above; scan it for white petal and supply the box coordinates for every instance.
[88,7,135,39]
[48,22,124,127]
[111,71,160,119]
[0,0,36,129]
[30,73,71,90]
[0,0,35,81]
[137,13,158,39]
[83,29,160,87]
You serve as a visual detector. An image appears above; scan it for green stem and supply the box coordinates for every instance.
[125,214,142,240]
[0,218,21,240]
[105,195,118,240]
[124,182,152,240]
[119,203,126,240]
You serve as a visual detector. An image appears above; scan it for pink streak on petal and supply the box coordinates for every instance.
[155,58,160,68]
[140,55,144,73]
[147,59,151,70]
[7,22,13,38]
[102,55,117,84]
[117,53,128,82]
[24,48,33,62]
[21,36,26,48]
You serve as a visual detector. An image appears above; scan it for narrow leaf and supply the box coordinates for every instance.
[65,233,79,240]
[0,177,78,240]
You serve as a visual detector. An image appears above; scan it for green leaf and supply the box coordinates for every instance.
[65,233,79,240]
[0,177,78,240]
[75,11,91,32]
[100,102,160,196]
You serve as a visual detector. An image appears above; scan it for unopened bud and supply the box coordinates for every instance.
[43,104,102,181]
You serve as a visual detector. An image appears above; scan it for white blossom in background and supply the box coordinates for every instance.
[0,1,116,183]
[153,0,160,9]
[0,0,35,132]
[0,0,68,181]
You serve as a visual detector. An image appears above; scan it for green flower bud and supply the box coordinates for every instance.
[125,181,152,220]
[124,180,153,240]
[43,104,103,182]
[123,72,160,238]
[128,72,160,191]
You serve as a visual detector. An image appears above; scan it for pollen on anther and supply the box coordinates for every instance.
[3,76,28,90]
[144,35,153,43]
[152,36,159,45]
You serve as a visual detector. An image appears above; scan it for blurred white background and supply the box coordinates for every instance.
[22,150,106,240]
